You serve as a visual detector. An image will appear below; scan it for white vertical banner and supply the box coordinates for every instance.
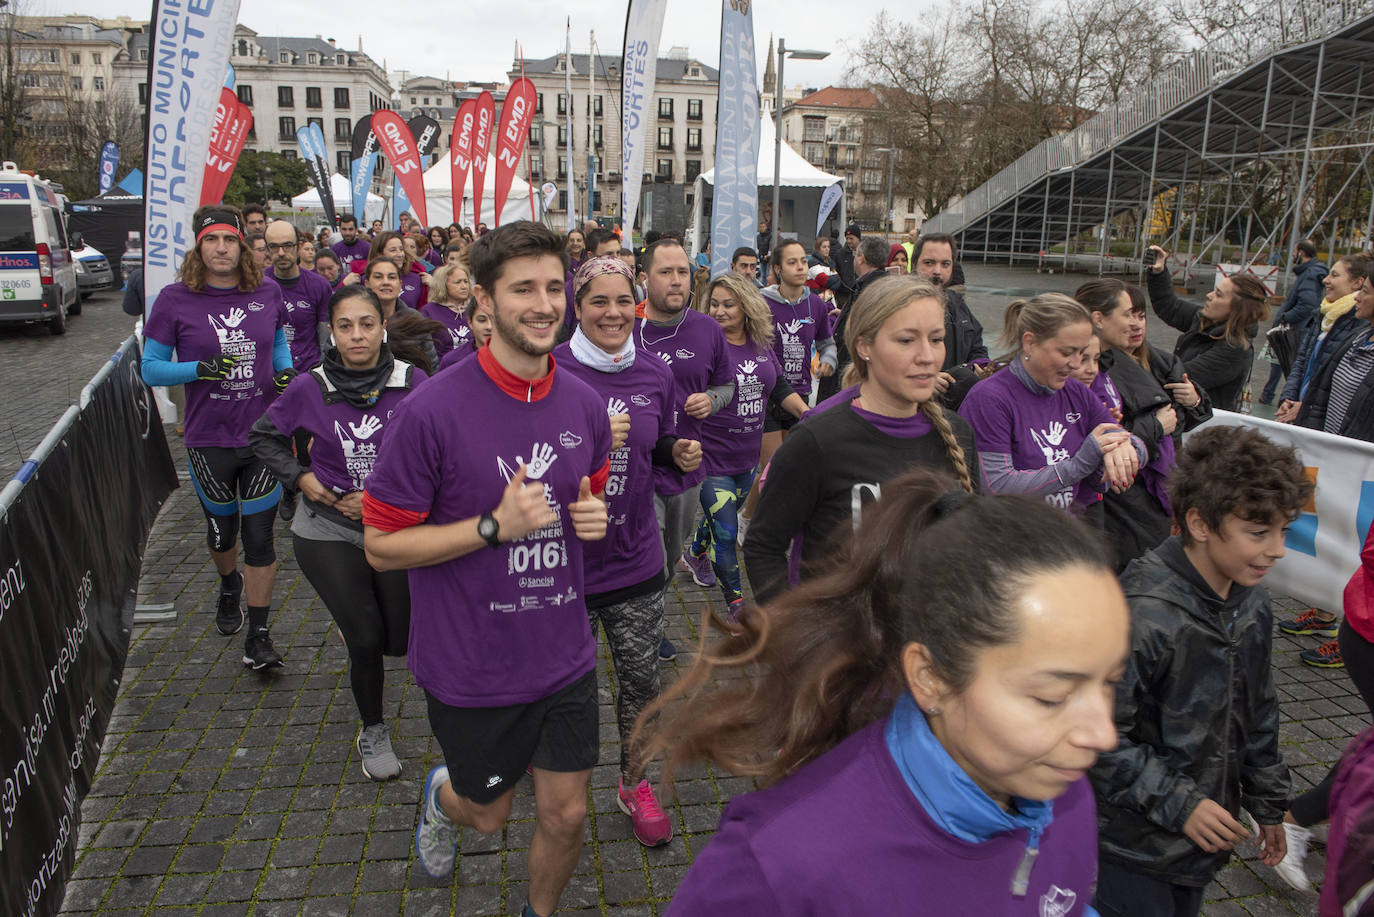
[620,0,667,236]
[1197,411,1374,613]
[816,181,843,236]
[142,0,241,320]
[710,0,759,279]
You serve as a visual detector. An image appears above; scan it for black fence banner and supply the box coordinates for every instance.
[0,341,177,917]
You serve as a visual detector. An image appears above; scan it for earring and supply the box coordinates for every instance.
[926,707,940,715]
[328,334,336,347]
[1021,353,1030,361]
[382,329,389,343]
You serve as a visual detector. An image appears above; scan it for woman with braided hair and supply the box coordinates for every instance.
[742,275,978,604]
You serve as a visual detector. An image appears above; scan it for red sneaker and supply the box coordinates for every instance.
[617,778,673,847]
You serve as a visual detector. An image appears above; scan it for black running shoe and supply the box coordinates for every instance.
[216,572,244,636]
[278,487,297,522]
[242,628,284,670]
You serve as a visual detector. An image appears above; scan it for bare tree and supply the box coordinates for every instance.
[43,88,146,199]
[0,0,30,163]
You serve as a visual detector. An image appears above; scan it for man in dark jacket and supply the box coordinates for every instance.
[911,233,989,410]
[1091,427,1306,916]
[819,234,886,402]
[1260,240,1327,403]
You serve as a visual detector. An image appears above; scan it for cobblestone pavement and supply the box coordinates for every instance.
[0,290,139,482]
[34,266,1358,914]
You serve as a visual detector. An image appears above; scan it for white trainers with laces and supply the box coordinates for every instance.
[1273,821,1312,891]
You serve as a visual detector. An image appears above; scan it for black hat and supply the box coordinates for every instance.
[195,207,245,243]
[845,223,863,238]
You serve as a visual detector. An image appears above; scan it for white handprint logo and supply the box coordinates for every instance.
[781,319,804,335]
[221,307,247,328]
[658,352,673,366]
[333,420,377,459]
[739,359,757,375]
[607,397,628,416]
[1043,421,1067,446]
[1030,423,1071,465]
[519,442,558,480]
[348,414,383,440]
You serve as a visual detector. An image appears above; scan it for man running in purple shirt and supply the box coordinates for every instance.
[331,214,372,266]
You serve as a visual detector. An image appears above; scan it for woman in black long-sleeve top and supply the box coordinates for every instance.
[1142,245,1269,411]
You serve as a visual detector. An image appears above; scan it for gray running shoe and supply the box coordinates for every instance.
[356,723,401,781]
[415,766,459,878]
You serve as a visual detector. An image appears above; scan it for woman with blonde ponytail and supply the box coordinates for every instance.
[742,275,978,603]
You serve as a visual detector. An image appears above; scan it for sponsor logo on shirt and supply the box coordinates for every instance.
[559,431,583,448]
[630,394,651,407]
[247,300,266,312]
[1040,886,1076,917]
[674,348,695,360]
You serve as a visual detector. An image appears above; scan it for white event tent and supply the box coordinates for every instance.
[291,172,386,223]
[690,114,845,255]
[418,153,538,228]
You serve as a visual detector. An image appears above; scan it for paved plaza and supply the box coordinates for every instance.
[4,280,1365,915]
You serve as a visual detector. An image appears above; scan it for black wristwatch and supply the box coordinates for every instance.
[477,512,501,549]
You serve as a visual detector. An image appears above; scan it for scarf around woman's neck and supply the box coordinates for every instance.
[1321,292,1358,333]
[321,345,397,408]
[569,325,635,373]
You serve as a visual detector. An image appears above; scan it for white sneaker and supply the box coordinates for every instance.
[737,514,750,545]
[1273,822,1312,891]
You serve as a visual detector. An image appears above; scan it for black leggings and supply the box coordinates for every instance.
[292,535,411,726]
[1289,619,1374,826]
[187,445,279,565]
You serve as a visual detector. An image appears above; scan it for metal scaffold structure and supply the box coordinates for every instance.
[922,0,1374,288]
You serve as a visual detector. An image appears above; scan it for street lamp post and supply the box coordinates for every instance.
[873,147,896,237]
[771,39,829,255]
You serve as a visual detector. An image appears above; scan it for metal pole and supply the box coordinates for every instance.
[1009,193,1020,265]
[771,39,785,255]
[1063,168,1076,271]
[565,19,575,231]
[884,148,895,238]
[1101,150,1117,275]
[1286,41,1326,280]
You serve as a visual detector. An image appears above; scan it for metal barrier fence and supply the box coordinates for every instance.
[923,0,1374,235]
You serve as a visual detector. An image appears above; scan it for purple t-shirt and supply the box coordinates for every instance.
[699,340,783,476]
[667,719,1099,916]
[331,237,371,265]
[555,343,677,593]
[145,281,287,448]
[419,302,471,355]
[961,369,1114,511]
[266,364,425,495]
[363,354,613,707]
[438,343,479,371]
[266,266,332,370]
[763,287,831,394]
[634,309,733,495]
[398,270,425,309]
[1089,372,1123,415]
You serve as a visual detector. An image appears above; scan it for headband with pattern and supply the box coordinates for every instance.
[572,255,636,297]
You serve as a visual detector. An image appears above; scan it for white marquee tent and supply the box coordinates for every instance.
[418,154,538,228]
[690,114,845,255]
[291,172,386,223]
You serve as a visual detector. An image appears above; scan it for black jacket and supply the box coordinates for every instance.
[1282,309,1364,404]
[1295,327,1374,442]
[1092,537,1290,887]
[1142,346,1213,433]
[831,268,884,378]
[1097,350,1174,569]
[1272,257,1327,329]
[1145,269,1256,412]
[936,290,990,411]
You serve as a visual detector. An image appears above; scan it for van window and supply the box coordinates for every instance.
[0,208,35,251]
[40,207,66,249]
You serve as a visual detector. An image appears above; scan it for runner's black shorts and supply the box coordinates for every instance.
[763,398,800,433]
[186,445,281,516]
[425,669,598,805]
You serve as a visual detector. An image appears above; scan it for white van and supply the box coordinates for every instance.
[0,161,79,334]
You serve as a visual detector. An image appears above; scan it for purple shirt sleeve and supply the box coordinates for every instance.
[365,401,443,514]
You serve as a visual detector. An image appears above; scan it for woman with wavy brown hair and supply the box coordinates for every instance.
[741,275,977,604]
[647,471,1128,915]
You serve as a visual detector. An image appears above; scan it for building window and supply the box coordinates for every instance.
[246,123,256,140]
[803,116,825,142]
[657,127,673,149]
[334,117,351,141]
[237,39,249,56]
[237,84,253,106]
[92,77,104,92]
[656,159,673,180]
[137,83,148,104]
[586,94,602,116]
[844,148,855,166]
[70,51,80,65]
[20,74,39,89]
[658,97,673,118]
[308,116,323,131]
[282,149,297,160]
[558,190,568,210]
[557,159,567,179]
[861,169,882,192]
[557,125,568,147]
[334,87,349,109]
[140,49,148,61]
[592,125,603,148]
[306,86,322,109]
[279,116,296,140]
[907,197,916,212]
[529,124,542,147]
[422,96,430,105]
[804,143,823,164]
[279,51,290,64]
[529,154,543,177]
[278,85,294,107]
[307,52,318,64]
[409,96,416,105]
[686,159,701,181]
[337,151,351,173]
[535,93,543,114]
[686,128,701,151]
[70,77,82,92]
[336,53,345,65]
[92,52,102,65]
[557,93,567,115]
[687,98,702,120]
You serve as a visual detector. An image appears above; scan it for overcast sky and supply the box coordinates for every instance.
[76,0,905,91]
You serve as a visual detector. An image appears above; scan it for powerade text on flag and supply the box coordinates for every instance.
[493,78,536,226]
[404,115,440,230]
[710,0,760,280]
[350,118,380,224]
[621,0,667,234]
[97,142,119,195]
[372,110,428,228]
[142,0,242,319]
[471,92,495,228]
[296,122,336,226]
[201,88,253,206]
[450,100,476,227]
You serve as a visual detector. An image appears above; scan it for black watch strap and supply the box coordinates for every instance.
[478,512,501,549]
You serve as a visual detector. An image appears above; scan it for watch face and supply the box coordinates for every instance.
[478,515,498,541]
